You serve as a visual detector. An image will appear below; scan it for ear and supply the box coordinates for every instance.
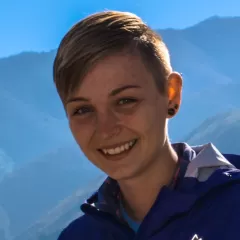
[167,72,183,118]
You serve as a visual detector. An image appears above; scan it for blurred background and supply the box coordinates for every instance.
[0,0,240,239]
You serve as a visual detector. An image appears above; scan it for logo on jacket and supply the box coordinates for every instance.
[191,234,202,240]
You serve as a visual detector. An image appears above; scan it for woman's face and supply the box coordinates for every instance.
[65,52,181,180]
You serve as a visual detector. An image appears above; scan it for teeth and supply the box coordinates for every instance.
[101,140,136,155]
[103,149,108,155]
[108,149,115,155]
[115,147,121,154]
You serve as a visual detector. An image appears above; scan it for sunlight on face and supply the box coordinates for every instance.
[66,52,169,180]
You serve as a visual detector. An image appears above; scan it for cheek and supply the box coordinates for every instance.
[136,104,166,141]
[69,120,92,148]
[120,103,160,134]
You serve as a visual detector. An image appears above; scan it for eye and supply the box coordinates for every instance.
[118,98,137,106]
[73,105,94,116]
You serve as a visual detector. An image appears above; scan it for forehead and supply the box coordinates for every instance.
[75,52,155,97]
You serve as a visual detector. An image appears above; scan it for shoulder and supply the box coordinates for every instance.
[223,153,240,168]
[192,169,240,218]
[210,169,240,203]
[211,180,240,237]
[219,177,240,205]
[57,214,95,240]
[204,171,240,223]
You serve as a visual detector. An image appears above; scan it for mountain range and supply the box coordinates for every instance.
[0,15,239,240]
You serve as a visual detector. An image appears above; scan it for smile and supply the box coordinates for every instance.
[99,139,138,156]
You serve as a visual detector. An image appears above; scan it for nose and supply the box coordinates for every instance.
[96,110,120,140]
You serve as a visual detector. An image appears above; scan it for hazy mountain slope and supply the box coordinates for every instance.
[183,16,240,82]
[0,88,71,163]
[0,149,14,183]
[184,109,240,154]
[14,175,106,240]
[0,143,101,236]
[0,51,61,118]
[0,204,12,240]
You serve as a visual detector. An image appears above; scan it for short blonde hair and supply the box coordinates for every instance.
[53,11,172,103]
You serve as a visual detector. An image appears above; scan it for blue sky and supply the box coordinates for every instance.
[0,0,240,57]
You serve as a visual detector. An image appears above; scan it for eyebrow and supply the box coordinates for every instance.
[110,85,141,96]
[66,96,89,103]
[66,85,141,104]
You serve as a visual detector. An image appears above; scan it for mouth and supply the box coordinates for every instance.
[98,139,138,157]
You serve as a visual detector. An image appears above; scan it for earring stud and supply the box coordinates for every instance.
[168,108,175,116]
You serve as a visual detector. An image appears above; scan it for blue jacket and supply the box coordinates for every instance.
[58,143,240,240]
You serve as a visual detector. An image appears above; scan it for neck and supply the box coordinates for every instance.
[118,141,178,222]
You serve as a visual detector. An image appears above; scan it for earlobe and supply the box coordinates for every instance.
[168,108,175,116]
[167,103,179,117]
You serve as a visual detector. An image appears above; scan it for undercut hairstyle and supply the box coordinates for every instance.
[53,10,172,103]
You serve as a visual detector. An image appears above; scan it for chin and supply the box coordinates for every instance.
[107,162,146,182]
[107,168,139,181]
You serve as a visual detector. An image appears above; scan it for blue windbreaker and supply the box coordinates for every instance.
[58,143,240,240]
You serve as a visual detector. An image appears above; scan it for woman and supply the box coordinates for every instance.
[53,11,240,240]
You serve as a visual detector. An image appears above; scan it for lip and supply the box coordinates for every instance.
[97,138,138,150]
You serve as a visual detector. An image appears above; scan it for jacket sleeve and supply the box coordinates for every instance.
[57,229,67,240]
[57,216,86,240]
